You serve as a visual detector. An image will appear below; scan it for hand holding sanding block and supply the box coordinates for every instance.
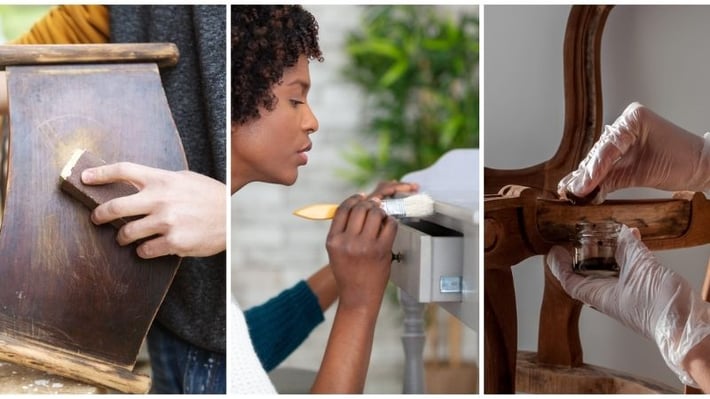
[60,149,139,229]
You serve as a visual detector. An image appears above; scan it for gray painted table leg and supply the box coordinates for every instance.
[399,288,426,394]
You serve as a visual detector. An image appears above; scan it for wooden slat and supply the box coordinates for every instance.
[536,198,692,243]
[0,334,149,393]
[0,43,178,69]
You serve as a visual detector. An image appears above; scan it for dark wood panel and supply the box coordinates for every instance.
[0,62,186,392]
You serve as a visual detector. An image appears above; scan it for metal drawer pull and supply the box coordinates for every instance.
[440,276,462,293]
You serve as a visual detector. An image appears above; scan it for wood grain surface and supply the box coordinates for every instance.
[0,61,186,392]
[0,43,178,69]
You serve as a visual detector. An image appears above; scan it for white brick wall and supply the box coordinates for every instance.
[231,5,477,393]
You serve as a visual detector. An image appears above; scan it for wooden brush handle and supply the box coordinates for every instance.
[293,204,338,220]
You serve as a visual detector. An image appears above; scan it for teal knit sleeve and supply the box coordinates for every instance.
[244,280,325,372]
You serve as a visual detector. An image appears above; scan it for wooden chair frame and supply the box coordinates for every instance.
[484,5,710,394]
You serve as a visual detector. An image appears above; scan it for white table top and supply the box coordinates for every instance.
[401,148,479,228]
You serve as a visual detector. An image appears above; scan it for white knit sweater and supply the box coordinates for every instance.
[228,297,278,394]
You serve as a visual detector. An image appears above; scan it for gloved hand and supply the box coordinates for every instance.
[558,102,710,204]
[547,225,710,387]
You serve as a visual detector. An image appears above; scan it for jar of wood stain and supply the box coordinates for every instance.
[573,221,621,277]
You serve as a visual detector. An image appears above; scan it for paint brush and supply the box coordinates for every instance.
[293,193,434,220]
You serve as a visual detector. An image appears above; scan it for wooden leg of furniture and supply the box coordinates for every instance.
[484,267,517,393]
[536,258,583,366]
[400,288,426,394]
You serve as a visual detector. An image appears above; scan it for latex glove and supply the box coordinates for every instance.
[558,102,710,204]
[547,225,710,387]
[82,162,227,259]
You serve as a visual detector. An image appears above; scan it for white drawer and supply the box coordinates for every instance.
[390,220,463,303]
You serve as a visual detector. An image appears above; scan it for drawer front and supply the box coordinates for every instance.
[390,221,463,302]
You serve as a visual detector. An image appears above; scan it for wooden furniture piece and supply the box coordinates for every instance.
[484,5,710,394]
[391,149,478,393]
[0,44,186,393]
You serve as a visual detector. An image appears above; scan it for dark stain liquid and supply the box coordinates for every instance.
[566,186,601,205]
[574,256,619,277]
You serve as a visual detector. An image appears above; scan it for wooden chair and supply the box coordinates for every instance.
[484,5,710,394]
[0,44,186,393]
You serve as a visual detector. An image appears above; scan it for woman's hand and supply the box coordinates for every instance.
[312,194,397,393]
[366,180,419,200]
[325,194,397,311]
[82,162,226,259]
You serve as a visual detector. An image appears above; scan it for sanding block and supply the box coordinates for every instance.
[59,149,139,228]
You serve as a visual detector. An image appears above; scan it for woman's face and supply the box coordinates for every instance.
[231,55,319,193]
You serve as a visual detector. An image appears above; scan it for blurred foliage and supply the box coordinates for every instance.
[341,5,479,187]
[0,5,51,43]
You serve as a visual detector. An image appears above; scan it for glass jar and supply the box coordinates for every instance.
[573,221,621,277]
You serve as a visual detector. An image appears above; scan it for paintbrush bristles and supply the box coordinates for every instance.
[381,193,434,218]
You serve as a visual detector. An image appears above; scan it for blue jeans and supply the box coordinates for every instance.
[147,322,226,394]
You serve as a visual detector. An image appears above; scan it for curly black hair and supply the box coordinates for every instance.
[231,5,323,125]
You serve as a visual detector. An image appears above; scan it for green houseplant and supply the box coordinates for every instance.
[341,5,479,187]
[0,6,51,42]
